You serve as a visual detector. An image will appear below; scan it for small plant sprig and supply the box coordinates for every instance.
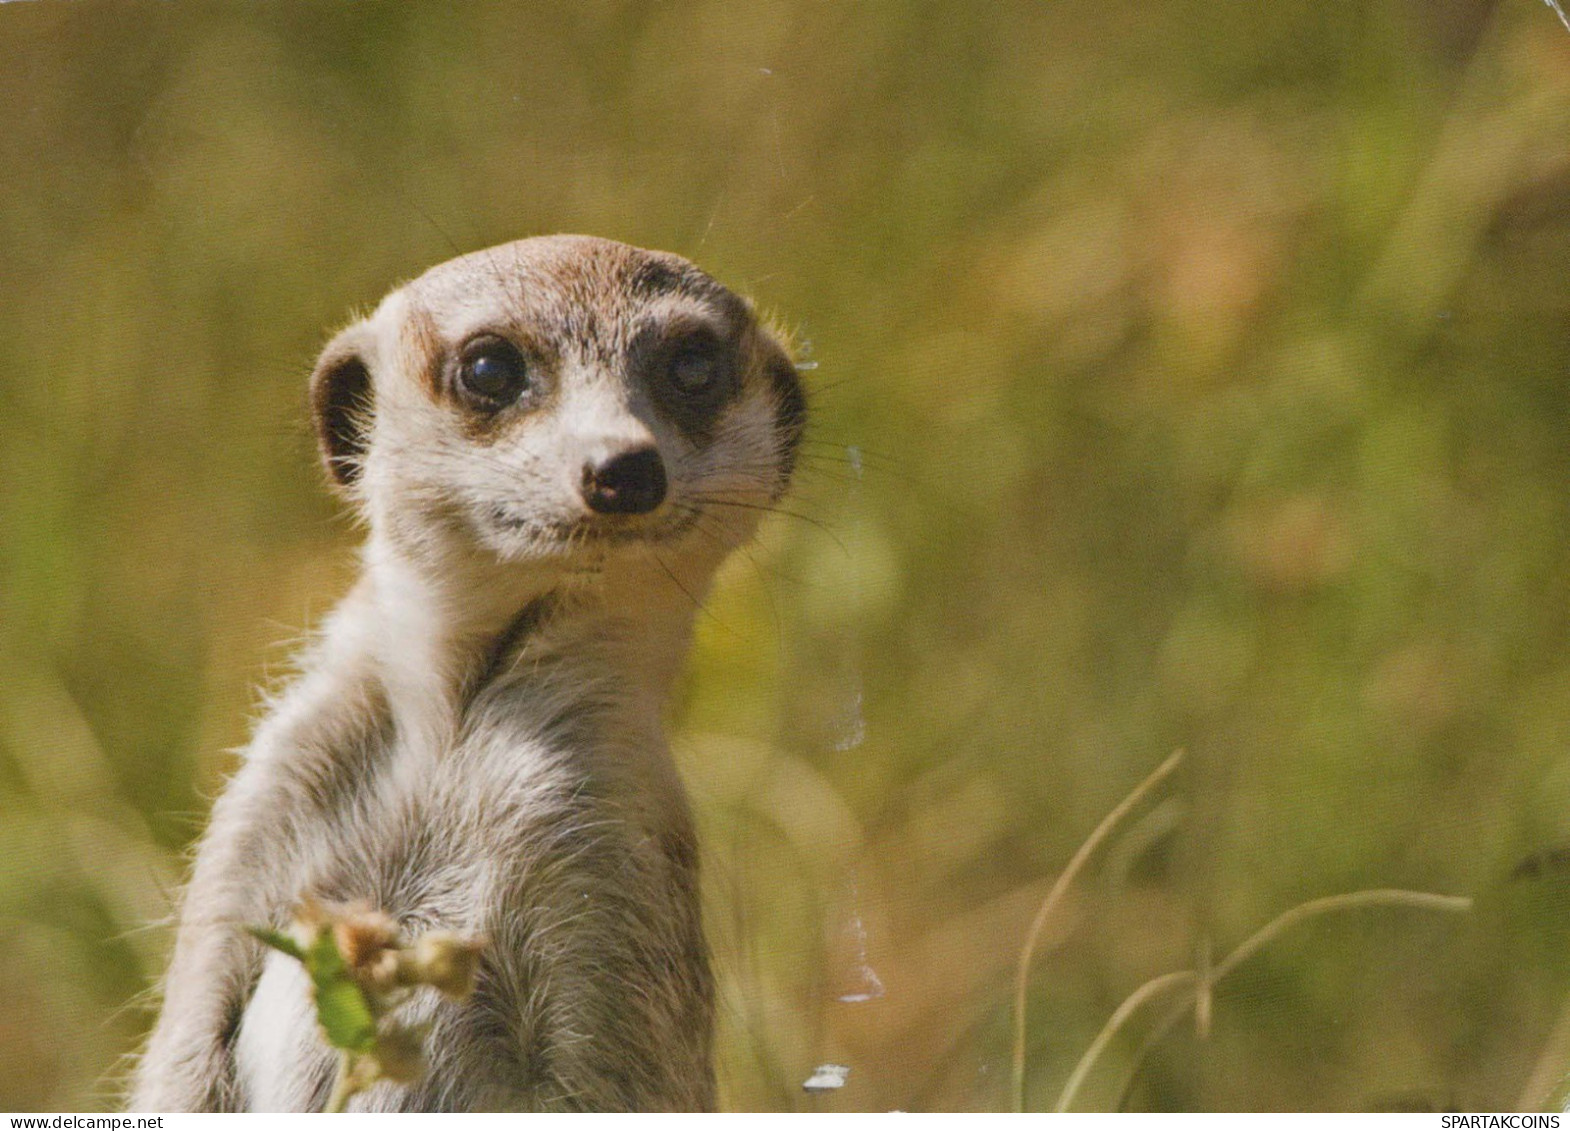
[248,899,486,1113]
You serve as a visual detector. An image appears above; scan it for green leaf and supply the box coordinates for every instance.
[246,924,306,961]
[305,928,378,1053]
[246,919,378,1053]
[313,977,378,1052]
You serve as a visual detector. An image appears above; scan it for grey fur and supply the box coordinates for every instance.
[129,236,803,1112]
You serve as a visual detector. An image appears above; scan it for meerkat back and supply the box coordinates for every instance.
[130,236,805,1112]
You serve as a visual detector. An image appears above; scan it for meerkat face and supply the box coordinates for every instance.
[309,236,805,575]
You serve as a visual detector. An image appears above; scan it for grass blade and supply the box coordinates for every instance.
[1011,748,1185,1111]
[1059,888,1472,1112]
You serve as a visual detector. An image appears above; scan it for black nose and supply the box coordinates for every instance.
[582,447,667,515]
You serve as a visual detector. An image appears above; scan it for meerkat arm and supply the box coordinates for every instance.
[129,772,282,1111]
[131,625,387,1112]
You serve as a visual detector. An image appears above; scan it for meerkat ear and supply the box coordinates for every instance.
[310,321,376,490]
[753,325,807,493]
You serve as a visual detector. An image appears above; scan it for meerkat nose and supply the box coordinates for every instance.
[581,446,668,515]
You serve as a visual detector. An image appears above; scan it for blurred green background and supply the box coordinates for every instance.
[7,0,1570,1112]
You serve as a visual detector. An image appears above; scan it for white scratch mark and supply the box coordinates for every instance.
[803,1064,850,1093]
[836,887,885,1003]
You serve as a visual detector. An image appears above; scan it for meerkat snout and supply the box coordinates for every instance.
[582,446,667,515]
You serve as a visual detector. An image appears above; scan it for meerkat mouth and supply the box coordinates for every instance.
[485,505,702,550]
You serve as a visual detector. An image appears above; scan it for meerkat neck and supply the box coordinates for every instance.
[353,533,703,756]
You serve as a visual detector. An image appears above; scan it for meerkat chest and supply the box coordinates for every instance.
[319,719,614,922]
[236,717,700,1110]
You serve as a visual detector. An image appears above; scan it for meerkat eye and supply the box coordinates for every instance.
[666,335,735,399]
[669,348,717,393]
[458,338,530,407]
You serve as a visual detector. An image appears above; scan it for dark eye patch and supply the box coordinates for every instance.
[641,322,741,442]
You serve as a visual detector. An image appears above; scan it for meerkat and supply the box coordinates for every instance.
[128,235,806,1112]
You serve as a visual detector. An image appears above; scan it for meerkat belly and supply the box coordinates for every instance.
[229,749,513,1111]
[232,728,709,1111]
[234,948,330,1111]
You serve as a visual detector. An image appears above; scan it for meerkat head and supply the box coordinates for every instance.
[309,236,806,584]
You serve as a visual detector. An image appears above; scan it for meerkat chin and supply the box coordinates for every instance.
[129,235,806,1112]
